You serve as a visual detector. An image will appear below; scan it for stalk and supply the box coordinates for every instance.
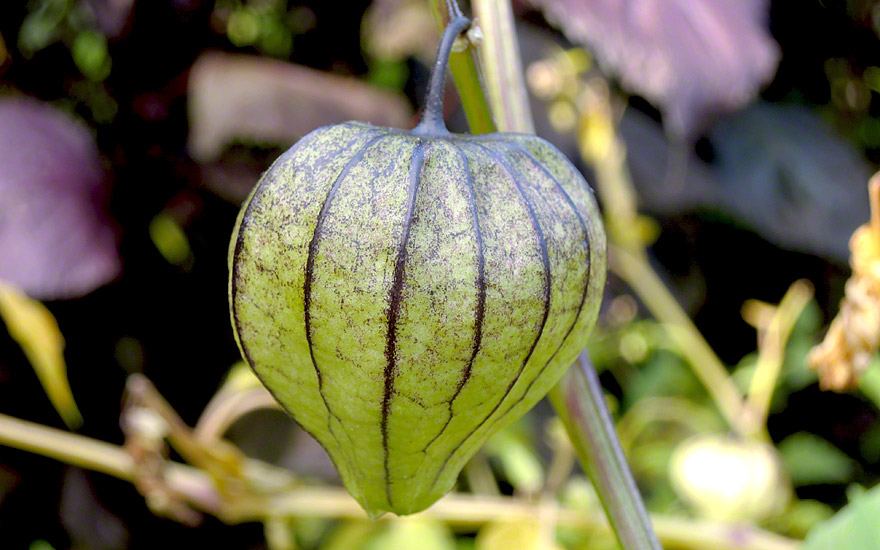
[0,411,800,550]
[453,3,661,547]
[412,15,472,135]
[549,354,662,549]
[427,0,497,134]
[472,0,534,133]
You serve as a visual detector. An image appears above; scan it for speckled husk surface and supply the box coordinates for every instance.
[229,122,606,516]
[228,14,605,518]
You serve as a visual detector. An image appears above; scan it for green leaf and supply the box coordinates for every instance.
[18,12,59,56]
[771,499,833,539]
[71,30,111,81]
[293,517,328,548]
[779,432,856,486]
[0,281,82,428]
[484,422,544,493]
[227,8,260,47]
[859,357,880,411]
[367,58,409,91]
[321,521,377,550]
[804,484,880,549]
[623,350,703,408]
[257,16,292,58]
[792,298,822,337]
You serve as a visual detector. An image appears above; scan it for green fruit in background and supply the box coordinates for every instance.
[228,16,606,517]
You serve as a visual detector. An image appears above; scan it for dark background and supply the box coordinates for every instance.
[0,0,877,548]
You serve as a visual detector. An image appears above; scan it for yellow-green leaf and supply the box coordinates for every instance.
[0,281,82,428]
[149,212,192,267]
[220,361,264,393]
[484,424,544,494]
[476,520,563,550]
[321,521,378,550]
[364,519,456,550]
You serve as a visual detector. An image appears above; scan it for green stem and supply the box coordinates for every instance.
[549,354,661,550]
[577,97,750,438]
[457,3,660,546]
[472,0,534,133]
[463,451,500,495]
[427,0,497,134]
[610,245,751,437]
[743,281,813,437]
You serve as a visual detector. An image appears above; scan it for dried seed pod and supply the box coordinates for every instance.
[229,16,606,516]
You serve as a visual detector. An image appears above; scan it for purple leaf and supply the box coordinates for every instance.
[619,103,871,262]
[0,97,120,300]
[528,0,780,137]
[81,0,137,38]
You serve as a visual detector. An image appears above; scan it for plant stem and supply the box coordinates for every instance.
[609,244,751,437]
[125,374,245,480]
[462,5,659,547]
[472,0,534,133]
[575,93,750,437]
[0,411,133,480]
[427,0,497,134]
[412,15,472,135]
[0,411,799,550]
[463,451,500,495]
[194,386,279,444]
[549,353,661,550]
[542,423,576,496]
[743,280,814,437]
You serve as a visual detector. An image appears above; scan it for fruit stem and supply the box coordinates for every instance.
[412,16,472,136]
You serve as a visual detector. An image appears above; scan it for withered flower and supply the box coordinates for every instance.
[808,175,880,391]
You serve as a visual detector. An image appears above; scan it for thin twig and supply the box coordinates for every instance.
[609,245,752,437]
[743,280,814,436]
[541,420,576,497]
[463,451,501,495]
[575,89,750,437]
[0,411,799,550]
[194,386,280,444]
[125,374,245,481]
